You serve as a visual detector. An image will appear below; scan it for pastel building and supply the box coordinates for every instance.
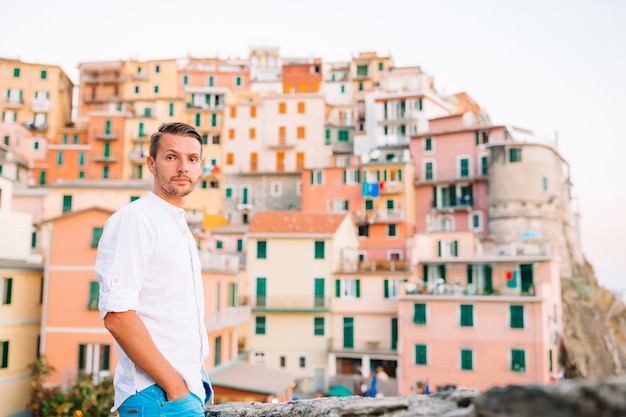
[321,61,354,156]
[410,112,507,237]
[397,230,562,393]
[0,122,46,186]
[282,57,322,94]
[0,176,43,417]
[31,127,89,186]
[222,93,329,224]
[0,58,73,141]
[245,211,359,396]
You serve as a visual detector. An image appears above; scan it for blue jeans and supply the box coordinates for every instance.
[118,384,204,417]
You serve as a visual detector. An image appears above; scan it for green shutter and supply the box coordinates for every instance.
[257,241,267,259]
[438,264,446,282]
[0,341,8,368]
[91,227,103,248]
[211,113,217,127]
[3,278,12,304]
[460,304,473,327]
[413,303,426,324]
[415,344,427,365]
[335,279,341,297]
[510,305,524,328]
[453,240,459,257]
[314,241,325,259]
[467,264,473,285]
[484,265,493,294]
[422,264,428,283]
[314,278,325,307]
[102,345,110,370]
[87,281,99,310]
[437,241,442,257]
[391,317,398,350]
[256,278,266,307]
[343,170,347,184]
[461,349,473,370]
[78,344,86,371]
[62,195,72,213]
[511,349,526,371]
[384,279,389,298]
[343,317,354,348]
[355,279,361,298]
[314,317,325,336]
[237,239,243,252]
[195,113,201,127]
[255,316,266,335]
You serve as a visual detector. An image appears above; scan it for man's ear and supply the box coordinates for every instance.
[146,155,156,174]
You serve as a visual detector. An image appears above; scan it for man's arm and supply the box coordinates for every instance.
[103,310,189,401]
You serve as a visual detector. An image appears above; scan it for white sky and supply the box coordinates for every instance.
[2,0,625,292]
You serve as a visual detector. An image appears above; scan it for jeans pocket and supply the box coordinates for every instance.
[163,392,203,416]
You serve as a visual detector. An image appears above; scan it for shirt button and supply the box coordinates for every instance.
[113,277,120,283]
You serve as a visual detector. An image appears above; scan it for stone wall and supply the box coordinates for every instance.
[204,377,626,417]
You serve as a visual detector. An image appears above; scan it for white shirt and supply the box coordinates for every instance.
[95,192,209,411]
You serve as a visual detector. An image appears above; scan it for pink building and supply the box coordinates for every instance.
[409,113,511,237]
[397,230,562,393]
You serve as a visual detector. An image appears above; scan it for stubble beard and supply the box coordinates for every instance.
[155,168,196,197]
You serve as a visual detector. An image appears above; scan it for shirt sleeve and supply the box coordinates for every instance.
[95,207,154,319]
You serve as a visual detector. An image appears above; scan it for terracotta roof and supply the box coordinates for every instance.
[208,361,295,394]
[247,211,348,235]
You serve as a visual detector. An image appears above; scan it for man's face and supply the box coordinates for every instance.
[147,133,202,206]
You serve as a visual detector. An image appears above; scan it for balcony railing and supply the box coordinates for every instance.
[92,154,119,162]
[94,131,120,140]
[198,252,240,273]
[205,306,251,332]
[431,198,473,211]
[268,137,297,148]
[31,98,51,112]
[25,122,48,131]
[253,295,330,311]
[416,168,486,184]
[4,98,23,109]
[129,150,146,161]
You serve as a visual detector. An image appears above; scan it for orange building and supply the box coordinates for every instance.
[282,58,322,93]
[31,127,89,186]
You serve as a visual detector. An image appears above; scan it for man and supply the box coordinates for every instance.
[96,122,212,416]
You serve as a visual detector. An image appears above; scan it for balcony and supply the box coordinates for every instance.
[92,154,119,162]
[380,181,403,194]
[205,306,251,333]
[415,168,486,185]
[332,141,353,154]
[252,295,330,311]
[31,98,51,112]
[431,199,473,212]
[24,122,48,131]
[267,137,297,149]
[4,98,23,109]
[198,252,240,273]
[82,74,123,84]
[358,260,409,272]
[131,134,149,143]
[94,131,120,140]
[129,150,146,162]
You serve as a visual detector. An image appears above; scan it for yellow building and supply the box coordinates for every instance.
[0,176,43,417]
[0,58,73,142]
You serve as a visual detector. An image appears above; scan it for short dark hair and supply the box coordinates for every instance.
[149,122,203,159]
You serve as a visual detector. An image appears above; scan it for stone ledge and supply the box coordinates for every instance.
[205,377,626,417]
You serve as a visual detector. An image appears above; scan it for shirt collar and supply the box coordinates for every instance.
[146,191,186,217]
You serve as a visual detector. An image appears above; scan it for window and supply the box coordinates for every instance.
[255,316,266,335]
[155,65,160,73]
[257,241,267,259]
[103,166,109,179]
[153,85,159,94]
[39,171,46,186]
[1,277,13,305]
[358,224,369,237]
[383,279,400,299]
[134,85,140,94]
[235,76,242,87]
[481,155,488,175]
[460,304,474,327]
[169,102,175,117]
[356,65,368,76]
[424,137,433,151]
[510,305,525,328]
[509,148,522,163]
[225,187,232,198]
[33,141,39,150]
[73,134,79,144]
[236,239,243,252]
[13,68,20,78]
[358,82,363,91]
[40,69,47,79]
[226,153,234,165]
[278,102,286,114]
[378,62,384,71]
[255,277,266,307]
[270,181,282,197]
[459,157,470,178]
[333,199,348,212]
[542,176,548,191]
[365,199,374,211]
[438,240,459,257]
[57,151,64,166]
[195,113,201,127]
[87,281,99,310]
[314,241,325,259]
[461,349,473,370]
[511,349,526,372]
[3,135,8,146]
[230,107,237,118]
[78,343,110,376]
[228,128,235,139]
[314,317,325,336]
[214,336,222,366]
[413,303,426,324]
[387,224,397,237]
[343,317,354,348]
[211,113,218,127]
[299,356,306,369]
[250,106,257,117]
[216,240,223,250]
[62,195,72,213]
[415,344,427,365]
[208,76,214,86]
[297,126,305,139]
[1,341,9,368]
[424,161,434,180]
[310,170,324,185]
[297,102,306,114]
[335,278,360,298]
[183,75,189,85]
[91,227,103,248]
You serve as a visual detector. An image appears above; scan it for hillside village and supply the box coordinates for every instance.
[1,48,625,417]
